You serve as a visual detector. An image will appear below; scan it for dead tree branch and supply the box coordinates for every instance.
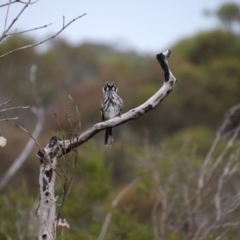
[0,65,45,190]
[0,101,29,122]
[141,103,240,239]
[0,0,86,58]
[0,13,86,58]
[37,50,176,158]
[36,50,177,240]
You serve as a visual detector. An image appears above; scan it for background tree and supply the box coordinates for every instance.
[216,2,240,30]
[204,2,240,32]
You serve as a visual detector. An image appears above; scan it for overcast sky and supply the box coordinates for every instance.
[0,0,230,54]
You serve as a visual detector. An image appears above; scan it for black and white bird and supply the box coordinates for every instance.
[100,81,123,146]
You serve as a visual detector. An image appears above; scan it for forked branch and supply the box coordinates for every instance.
[36,50,177,240]
[0,13,86,58]
[0,0,86,58]
[37,50,176,160]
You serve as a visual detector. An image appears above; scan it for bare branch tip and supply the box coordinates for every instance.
[68,95,73,101]
[162,49,171,58]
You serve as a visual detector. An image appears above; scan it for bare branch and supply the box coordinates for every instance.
[7,23,52,36]
[0,116,18,121]
[0,105,29,112]
[1,0,33,45]
[68,95,81,132]
[13,122,42,149]
[37,50,176,159]
[0,102,29,122]
[3,0,31,38]
[197,103,240,203]
[4,0,11,33]
[37,50,176,240]
[0,13,86,58]
[0,0,38,8]
[0,65,45,190]
[0,100,11,107]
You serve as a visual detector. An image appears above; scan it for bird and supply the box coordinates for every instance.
[100,81,123,146]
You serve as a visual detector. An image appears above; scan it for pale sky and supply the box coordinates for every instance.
[0,0,231,54]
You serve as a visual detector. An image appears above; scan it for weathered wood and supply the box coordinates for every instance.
[36,50,177,240]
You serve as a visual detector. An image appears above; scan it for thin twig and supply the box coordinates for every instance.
[0,13,86,58]
[4,0,11,33]
[4,0,31,37]
[0,0,38,8]
[197,104,240,203]
[7,23,52,36]
[68,95,81,132]
[0,106,29,112]
[12,123,42,149]
[0,100,11,107]
[55,96,81,221]
[0,117,18,121]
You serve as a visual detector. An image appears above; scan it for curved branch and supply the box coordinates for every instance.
[37,50,176,159]
[36,50,176,240]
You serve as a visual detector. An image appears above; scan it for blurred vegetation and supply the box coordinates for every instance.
[1,2,240,239]
[205,2,240,31]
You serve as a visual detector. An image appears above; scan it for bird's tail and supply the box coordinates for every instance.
[105,127,113,146]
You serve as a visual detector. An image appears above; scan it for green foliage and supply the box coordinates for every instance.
[164,29,240,132]
[107,208,154,240]
[216,3,240,28]
[172,30,240,65]
[163,126,214,156]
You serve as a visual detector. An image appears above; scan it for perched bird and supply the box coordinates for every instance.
[100,81,123,146]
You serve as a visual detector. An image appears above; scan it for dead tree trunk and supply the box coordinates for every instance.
[36,50,177,240]
[37,137,58,240]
